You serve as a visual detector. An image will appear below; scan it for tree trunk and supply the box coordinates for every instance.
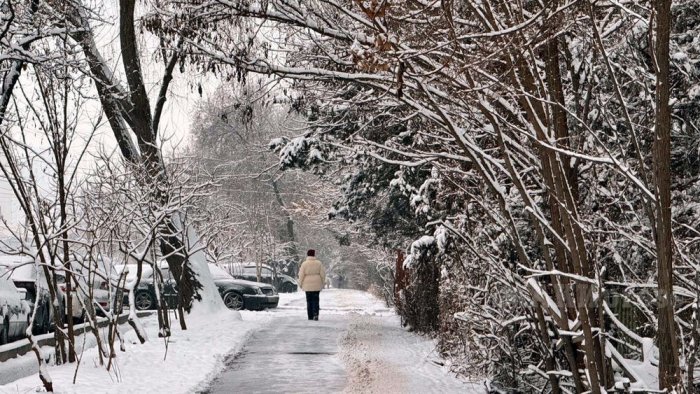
[653,0,681,390]
[271,179,298,260]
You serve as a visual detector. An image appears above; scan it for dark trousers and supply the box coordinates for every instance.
[305,291,320,320]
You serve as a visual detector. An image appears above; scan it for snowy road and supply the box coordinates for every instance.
[204,289,484,394]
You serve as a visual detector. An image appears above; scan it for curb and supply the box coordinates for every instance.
[0,310,153,362]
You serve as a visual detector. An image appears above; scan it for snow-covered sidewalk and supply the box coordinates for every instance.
[0,294,300,394]
[0,290,483,393]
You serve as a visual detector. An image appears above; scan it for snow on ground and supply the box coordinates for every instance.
[0,290,483,393]
[329,290,485,394]
[269,288,394,317]
[0,312,255,394]
[0,293,301,393]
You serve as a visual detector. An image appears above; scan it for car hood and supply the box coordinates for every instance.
[213,277,274,289]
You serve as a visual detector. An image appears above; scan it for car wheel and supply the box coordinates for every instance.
[134,291,154,310]
[222,292,244,310]
[281,283,296,293]
[0,318,8,345]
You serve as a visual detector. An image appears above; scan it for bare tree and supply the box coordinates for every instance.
[39,0,226,319]
[0,37,98,387]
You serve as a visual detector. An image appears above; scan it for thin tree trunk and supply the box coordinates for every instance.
[653,0,681,390]
[271,179,298,260]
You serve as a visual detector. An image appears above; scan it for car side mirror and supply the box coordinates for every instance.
[17,288,28,300]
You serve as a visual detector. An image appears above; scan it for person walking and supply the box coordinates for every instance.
[298,249,326,320]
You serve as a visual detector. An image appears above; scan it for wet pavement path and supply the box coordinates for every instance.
[204,310,348,393]
[201,290,481,394]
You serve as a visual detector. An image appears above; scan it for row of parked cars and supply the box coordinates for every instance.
[0,256,298,345]
[121,263,281,311]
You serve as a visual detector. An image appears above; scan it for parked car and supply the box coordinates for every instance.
[227,263,298,293]
[56,254,115,320]
[0,276,30,344]
[112,263,178,311]
[56,270,111,322]
[0,255,52,335]
[88,275,112,316]
[208,264,279,310]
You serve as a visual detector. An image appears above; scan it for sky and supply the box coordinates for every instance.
[0,3,224,234]
[72,0,224,165]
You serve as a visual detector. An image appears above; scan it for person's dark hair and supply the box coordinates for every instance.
[307,249,316,257]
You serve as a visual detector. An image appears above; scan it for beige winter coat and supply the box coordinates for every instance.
[298,257,326,292]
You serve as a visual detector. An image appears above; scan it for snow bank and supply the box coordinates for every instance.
[0,310,254,393]
[173,213,228,317]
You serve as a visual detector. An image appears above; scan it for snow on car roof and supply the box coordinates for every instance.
[112,264,154,281]
[0,255,38,282]
[0,276,19,297]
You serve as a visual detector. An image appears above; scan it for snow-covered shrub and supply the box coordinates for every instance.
[399,237,440,333]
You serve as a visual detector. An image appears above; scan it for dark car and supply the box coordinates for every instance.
[235,265,298,293]
[208,264,279,310]
[113,263,178,311]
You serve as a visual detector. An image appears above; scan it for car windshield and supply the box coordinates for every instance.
[241,266,257,275]
[244,265,275,277]
[208,264,234,280]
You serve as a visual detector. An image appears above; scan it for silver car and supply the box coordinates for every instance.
[0,256,52,335]
[0,276,30,344]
